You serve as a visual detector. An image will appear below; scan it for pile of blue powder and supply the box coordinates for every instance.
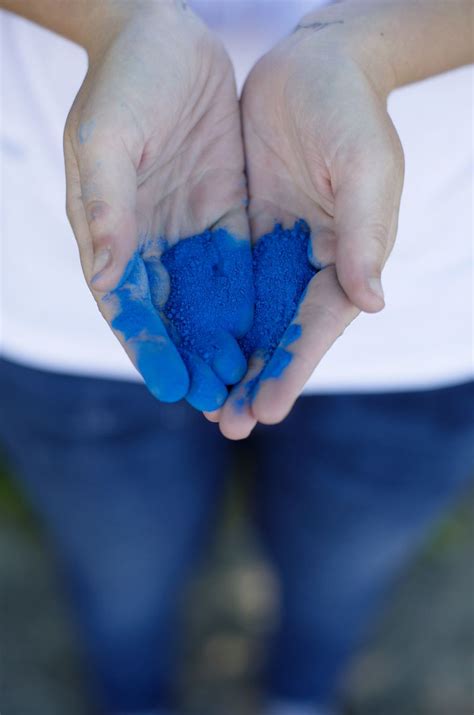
[162,219,317,398]
[161,229,253,365]
[239,220,317,362]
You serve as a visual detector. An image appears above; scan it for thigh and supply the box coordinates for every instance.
[251,382,474,697]
[0,358,232,617]
[253,382,474,583]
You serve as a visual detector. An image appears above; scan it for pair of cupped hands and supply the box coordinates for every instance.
[64,1,404,440]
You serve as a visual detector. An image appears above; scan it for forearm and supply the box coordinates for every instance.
[298,0,473,94]
[0,0,177,56]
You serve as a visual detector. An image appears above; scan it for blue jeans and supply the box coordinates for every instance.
[0,357,473,713]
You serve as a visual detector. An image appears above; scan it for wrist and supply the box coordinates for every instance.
[293,3,399,99]
[81,0,184,60]
[294,0,473,98]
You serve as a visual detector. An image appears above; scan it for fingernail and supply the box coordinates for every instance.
[368,276,385,302]
[91,248,112,283]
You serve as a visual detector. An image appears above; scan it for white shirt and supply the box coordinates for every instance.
[1,1,473,393]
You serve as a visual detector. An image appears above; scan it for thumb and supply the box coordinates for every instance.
[65,122,138,292]
[334,133,404,313]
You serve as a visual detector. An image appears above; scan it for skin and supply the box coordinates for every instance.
[3,0,252,406]
[212,0,474,440]
[2,0,473,434]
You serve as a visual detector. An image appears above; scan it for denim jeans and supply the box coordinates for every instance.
[0,357,472,713]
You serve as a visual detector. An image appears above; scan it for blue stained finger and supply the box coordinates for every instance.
[248,323,303,402]
[211,332,247,385]
[106,252,189,403]
[135,339,189,403]
[144,254,170,309]
[259,323,303,382]
[185,354,228,412]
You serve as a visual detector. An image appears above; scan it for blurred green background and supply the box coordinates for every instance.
[0,456,473,715]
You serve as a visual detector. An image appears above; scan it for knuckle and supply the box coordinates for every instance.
[84,199,110,225]
[311,303,345,335]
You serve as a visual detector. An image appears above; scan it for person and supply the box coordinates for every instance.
[0,1,472,714]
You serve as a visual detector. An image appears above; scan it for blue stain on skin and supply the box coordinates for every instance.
[307,233,325,270]
[78,118,96,144]
[236,220,317,408]
[106,252,189,403]
[234,323,303,412]
[262,348,293,379]
[106,228,254,412]
[281,323,303,348]
[262,323,303,380]
[104,221,315,414]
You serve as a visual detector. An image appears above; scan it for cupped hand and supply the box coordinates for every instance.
[64,1,252,411]
[215,10,405,439]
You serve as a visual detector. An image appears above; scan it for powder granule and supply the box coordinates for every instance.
[239,220,317,361]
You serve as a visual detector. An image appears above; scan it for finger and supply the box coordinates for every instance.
[308,226,337,269]
[218,355,263,441]
[64,123,139,292]
[144,254,171,309]
[105,254,189,403]
[251,266,359,425]
[185,354,228,412]
[203,409,221,423]
[66,185,189,403]
[211,332,247,386]
[334,134,404,313]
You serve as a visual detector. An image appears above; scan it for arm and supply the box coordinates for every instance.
[0,0,163,56]
[296,0,473,94]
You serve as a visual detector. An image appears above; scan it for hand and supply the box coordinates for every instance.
[64,1,252,411]
[215,8,405,439]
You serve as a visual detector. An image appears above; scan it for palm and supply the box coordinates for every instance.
[217,33,401,439]
[65,7,252,411]
[133,36,248,244]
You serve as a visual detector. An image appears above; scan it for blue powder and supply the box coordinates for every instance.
[240,220,316,358]
[161,228,254,411]
[105,229,253,412]
[235,221,317,406]
[106,221,315,414]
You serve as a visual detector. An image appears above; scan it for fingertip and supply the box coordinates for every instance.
[337,264,385,314]
[217,361,263,441]
[203,409,221,423]
[91,244,138,293]
[90,265,124,293]
[218,403,258,440]
[219,419,257,441]
[87,201,138,290]
[138,342,190,403]
[211,333,248,385]
[186,355,228,412]
[251,395,292,426]
[366,276,386,311]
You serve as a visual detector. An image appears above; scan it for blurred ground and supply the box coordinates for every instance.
[0,461,473,715]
